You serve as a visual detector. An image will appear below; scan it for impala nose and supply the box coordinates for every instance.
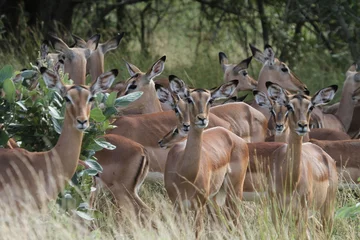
[76,118,89,130]
[182,123,190,132]
[77,119,88,125]
[275,124,284,132]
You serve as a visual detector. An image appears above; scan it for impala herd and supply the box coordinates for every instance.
[0,32,359,238]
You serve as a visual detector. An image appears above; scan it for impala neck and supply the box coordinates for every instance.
[121,81,163,114]
[88,51,104,83]
[52,115,83,180]
[286,129,303,190]
[178,126,203,183]
[335,83,356,131]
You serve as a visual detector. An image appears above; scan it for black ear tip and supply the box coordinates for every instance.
[304,88,310,95]
[39,67,47,74]
[155,83,163,90]
[168,75,177,81]
[160,55,166,61]
[219,52,227,62]
[111,69,119,77]
[230,79,239,85]
[331,85,338,92]
[264,44,272,49]
[265,81,273,88]
[117,32,125,40]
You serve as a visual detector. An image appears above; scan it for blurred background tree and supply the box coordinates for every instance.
[0,0,359,92]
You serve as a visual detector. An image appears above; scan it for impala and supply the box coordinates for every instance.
[92,134,150,216]
[0,67,116,209]
[72,32,125,83]
[158,75,268,142]
[48,34,100,84]
[313,64,360,136]
[164,81,249,237]
[219,52,257,91]
[266,82,338,236]
[256,87,360,188]
[253,90,351,142]
[249,44,309,121]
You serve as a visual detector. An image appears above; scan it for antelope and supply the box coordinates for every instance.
[47,34,100,84]
[308,64,360,133]
[218,52,257,91]
[266,82,338,235]
[92,134,150,216]
[72,32,125,83]
[158,75,268,142]
[164,81,249,237]
[249,44,309,121]
[253,90,351,143]
[0,67,116,209]
[316,64,360,137]
[256,86,360,187]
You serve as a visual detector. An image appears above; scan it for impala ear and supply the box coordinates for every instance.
[219,52,228,72]
[266,81,288,105]
[86,33,100,51]
[155,84,173,106]
[311,85,338,106]
[352,86,360,102]
[249,44,265,63]
[40,67,66,95]
[211,80,238,100]
[354,73,360,82]
[90,69,118,95]
[263,44,275,65]
[48,35,74,59]
[346,63,357,77]
[233,56,252,73]
[72,34,87,48]
[146,55,166,80]
[124,59,141,77]
[101,32,125,54]
[253,90,272,109]
[169,75,189,99]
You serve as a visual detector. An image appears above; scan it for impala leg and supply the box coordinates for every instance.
[194,205,204,240]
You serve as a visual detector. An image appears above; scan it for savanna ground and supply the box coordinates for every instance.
[0,0,360,239]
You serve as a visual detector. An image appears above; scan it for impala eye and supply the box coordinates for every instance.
[64,96,71,103]
[208,99,214,105]
[89,97,95,102]
[309,105,314,112]
[242,71,248,76]
[187,98,193,104]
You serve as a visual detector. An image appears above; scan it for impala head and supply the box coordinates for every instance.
[124,55,166,95]
[73,32,125,79]
[344,63,360,90]
[266,82,337,136]
[158,126,187,149]
[186,80,238,129]
[254,90,289,134]
[219,52,257,90]
[250,44,309,94]
[156,81,190,133]
[48,34,100,84]
[40,67,117,131]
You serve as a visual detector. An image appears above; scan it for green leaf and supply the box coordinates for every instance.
[114,91,143,108]
[74,210,94,221]
[94,138,116,150]
[79,169,99,177]
[103,106,117,118]
[16,101,28,111]
[0,65,13,86]
[84,159,103,172]
[3,78,16,103]
[51,117,62,134]
[48,106,63,119]
[0,130,10,146]
[105,91,117,107]
[90,108,106,122]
